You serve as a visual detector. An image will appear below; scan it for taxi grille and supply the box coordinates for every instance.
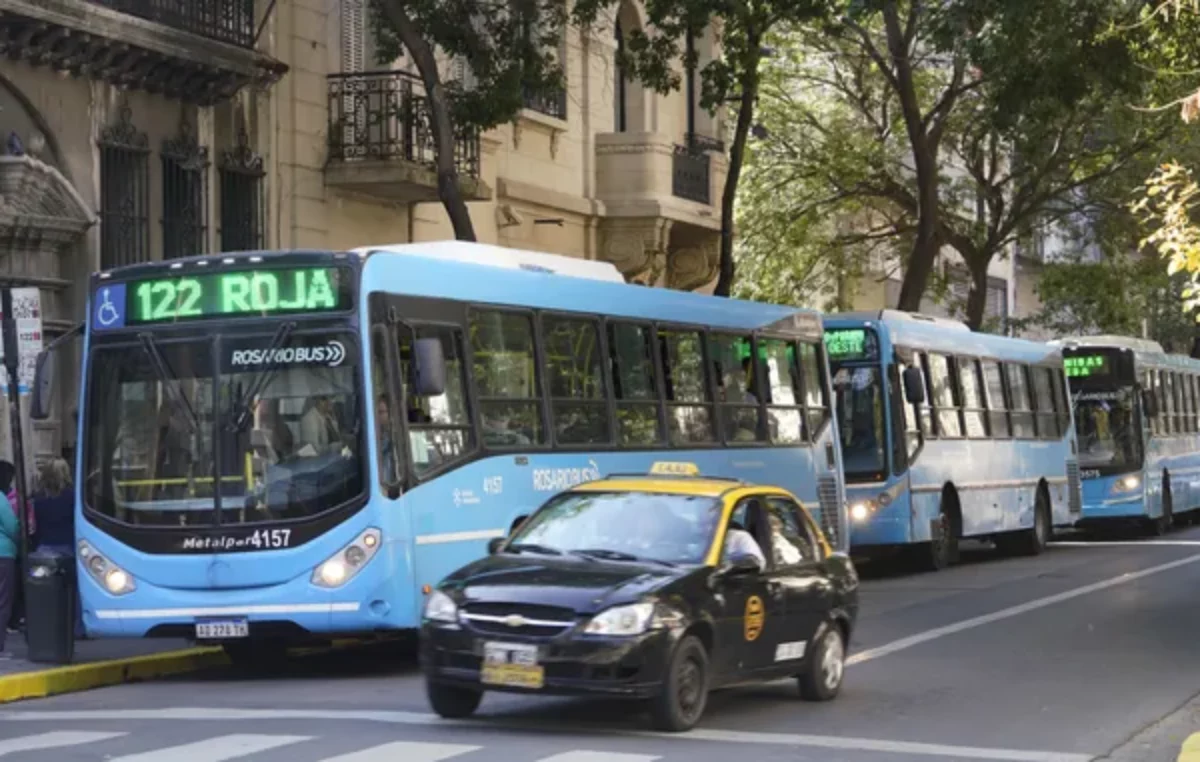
[817,476,841,548]
[1067,461,1082,514]
[460,603,577,638]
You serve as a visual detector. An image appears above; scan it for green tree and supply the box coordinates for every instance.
[369,0,571,240]
[736,2,1175,328]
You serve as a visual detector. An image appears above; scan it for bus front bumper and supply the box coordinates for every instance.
[78,561,411,641]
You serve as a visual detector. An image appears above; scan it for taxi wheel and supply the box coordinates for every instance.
[425,680,483,719]
[799,622,845,702]
[649,635,709,732]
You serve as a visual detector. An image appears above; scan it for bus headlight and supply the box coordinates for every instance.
[78,540,135,595]
[312,528,381,588]
[1110,475,1141,495]
[850,501,877,523]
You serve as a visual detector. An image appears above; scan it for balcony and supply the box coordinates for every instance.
[326,70,490,204]
[594,131,726,290]
[522,86,567,121]
[0,0,286,104]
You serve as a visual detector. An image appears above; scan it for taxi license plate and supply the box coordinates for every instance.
[481,642,543,689]
[195,619,249,639]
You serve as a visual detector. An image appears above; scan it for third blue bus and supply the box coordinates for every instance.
[1057,335,1200,533]
[822,310,1082,570]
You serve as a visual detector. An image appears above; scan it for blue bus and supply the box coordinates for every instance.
[1055,335,1200,533]
[821,310,1081,570]
[31,241,848,659]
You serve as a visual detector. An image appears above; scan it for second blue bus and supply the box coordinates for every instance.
[822,310,1082,570]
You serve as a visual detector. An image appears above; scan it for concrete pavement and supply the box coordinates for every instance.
[3,530,1200,760]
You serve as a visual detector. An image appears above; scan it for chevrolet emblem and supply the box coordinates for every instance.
[504,614,527,628]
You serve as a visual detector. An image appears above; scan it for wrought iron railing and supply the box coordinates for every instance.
[327,70,481,179]
[522,86,568,120]
[686,132,724,153]
[89,0,256,49]
[672,144,710,204]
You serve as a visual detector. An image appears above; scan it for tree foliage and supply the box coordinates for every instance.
[734,1,1176,328]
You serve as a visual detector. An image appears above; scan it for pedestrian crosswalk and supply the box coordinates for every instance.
[0,732,666,761]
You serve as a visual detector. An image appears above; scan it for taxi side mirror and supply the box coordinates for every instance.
[722,553,761,576]
[486,538,504,555]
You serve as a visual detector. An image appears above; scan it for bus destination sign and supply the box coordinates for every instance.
[91,267,350,329]
[1064,354,1111,378]
[824,328,876,361]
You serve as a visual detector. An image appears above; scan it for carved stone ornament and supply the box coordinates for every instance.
[99,102,149,151]
[0,154,96,256]
[598,218,673,286]
[220,127,264,174]
[668,236,720,291]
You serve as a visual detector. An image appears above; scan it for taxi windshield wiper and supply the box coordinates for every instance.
[506,543,563,556]
[572,548,676,567]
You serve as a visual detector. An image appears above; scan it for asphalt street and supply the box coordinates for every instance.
[2,530,1200,761]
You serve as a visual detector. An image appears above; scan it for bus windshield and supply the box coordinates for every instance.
[84,330,365,527]
[1074,389,1142,473]
[831,365,887,481]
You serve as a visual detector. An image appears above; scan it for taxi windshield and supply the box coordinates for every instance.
[508,490,723,566]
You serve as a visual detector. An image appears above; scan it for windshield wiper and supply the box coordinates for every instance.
[572,549,676,567]
[138,333,199,433]
[505,543,563,556]
[226,321,296,433]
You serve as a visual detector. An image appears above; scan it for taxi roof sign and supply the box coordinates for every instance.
[649,461,701,476]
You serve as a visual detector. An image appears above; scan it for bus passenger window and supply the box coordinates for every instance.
[762,339,804,444]
[710,334,763,443]
[957,359,987,438]
[1053,369,1071,436]
[470,310,545,448]
[399,326,473,473]
[928,354,961,438]
[798,342,828,438]
[608,322,665,447]
[542,316,611,446]
[658,329,715,445]
[1031,367,1058,439]
[1006,364,1035,438]
[371,328,400,487]
[982,360,1010,437]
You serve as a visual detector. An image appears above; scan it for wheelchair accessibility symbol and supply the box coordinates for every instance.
[92,284,125,329]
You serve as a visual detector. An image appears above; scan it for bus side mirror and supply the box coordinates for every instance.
[30,349,55,421]
[1143,390,1158,418]
[902,366,925,405]
[486,537,504,555]
[412,337,446,397]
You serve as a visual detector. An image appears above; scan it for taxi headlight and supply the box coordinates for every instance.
[312,528,381,588]
[78,539,135,596]
[1110,475,1141,495]
[584,602,658,636]
[423,590,459,623]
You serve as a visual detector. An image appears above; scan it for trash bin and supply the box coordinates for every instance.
[23,548,75,664]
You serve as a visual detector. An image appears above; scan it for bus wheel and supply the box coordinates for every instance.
[1150,481,1174,536]
[922,500,958,571]
[1003,488,1050,556]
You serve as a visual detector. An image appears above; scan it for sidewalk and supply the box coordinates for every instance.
[0,634,227,703]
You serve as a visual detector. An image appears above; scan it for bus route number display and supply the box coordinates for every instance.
[824,328,875,361]
[119,267,348,326]
[1064,354,1111,378]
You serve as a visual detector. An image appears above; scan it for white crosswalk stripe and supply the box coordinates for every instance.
[536,753,661,762]
[319,741,482,761]
[105,733,311,761]
[0,731,126,756]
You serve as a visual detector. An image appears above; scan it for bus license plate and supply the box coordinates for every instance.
[195,619,249,639]
[481,642,543,689]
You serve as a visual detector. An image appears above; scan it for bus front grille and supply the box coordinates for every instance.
[817,476,840,548]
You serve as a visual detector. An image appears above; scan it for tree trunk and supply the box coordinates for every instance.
[894,149,940,312]
[964,260,988,331]
[714,41,762,298]
[377,1,476,241]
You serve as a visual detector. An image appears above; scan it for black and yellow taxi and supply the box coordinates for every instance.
[418,462,860,731]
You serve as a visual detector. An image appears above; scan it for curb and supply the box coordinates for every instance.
[0,647,229,703]
[1180,733,1200,762]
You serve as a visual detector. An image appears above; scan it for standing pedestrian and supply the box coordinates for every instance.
[0,460,32,633]
[33,458,80,635]
[0,470,18,657]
